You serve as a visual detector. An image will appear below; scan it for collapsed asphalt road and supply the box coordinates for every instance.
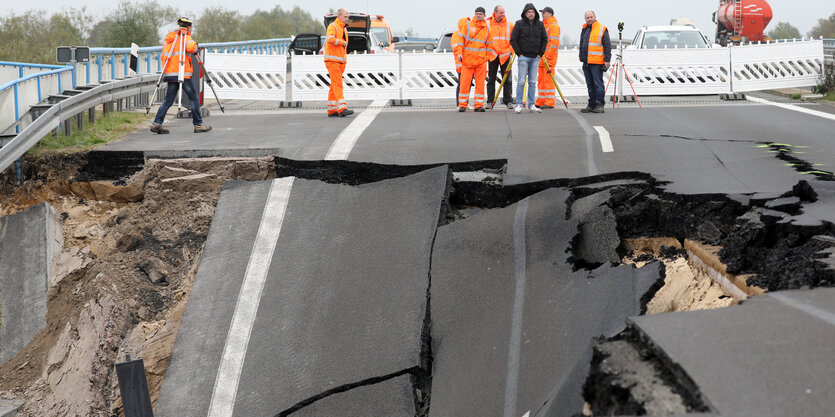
[142,156,835,417]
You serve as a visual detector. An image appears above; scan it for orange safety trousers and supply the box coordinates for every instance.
[326,61,347,115]
[535,58,558,108]
[458,64,488,109]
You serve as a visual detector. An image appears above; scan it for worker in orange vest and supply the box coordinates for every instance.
[535,7,560,109]
[324,8,354,117]
[486,5,514,109]
[450,19,464,105]
[151,17,212,134]
[454,7,497,112]
[579,10,611,113]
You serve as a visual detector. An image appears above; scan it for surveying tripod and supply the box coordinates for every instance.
[605,22,642,109]
[145,28,224,115]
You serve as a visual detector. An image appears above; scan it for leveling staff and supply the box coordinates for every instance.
[150,17,212,134]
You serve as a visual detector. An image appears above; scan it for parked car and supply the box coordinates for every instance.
[323,12,389,54]
[627,25,713,49]
[435,31,454,52]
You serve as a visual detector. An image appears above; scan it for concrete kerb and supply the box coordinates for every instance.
[765,88,835,108]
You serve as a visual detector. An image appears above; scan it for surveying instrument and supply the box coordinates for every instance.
[146,18,225,115]
[605,22,642,108]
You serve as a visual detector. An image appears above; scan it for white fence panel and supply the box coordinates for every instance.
[731,39,824,92]
[620,48,731,95]
[401,52,458,99]
[291,53,400,101]
[553,49,595,97]
[205,53,286,100]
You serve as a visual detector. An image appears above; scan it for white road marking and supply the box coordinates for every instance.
[504,198,529,417]
[747,96,835,122]
[325,99,388,160]
[207,177,295,417]
[770,292,835,327]
[567,109,600,176]
[593,126,615,153]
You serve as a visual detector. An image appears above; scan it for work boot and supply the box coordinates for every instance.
[328,112,340,117]
[591,104,605,113]
[506,102,514,109]
[458,107,467,112]
[540,105,554,109]
[193,124,213,133]
[339,109,355,117]
[150,124,169,134]
[580,106,594,113]
[474,107,485,112]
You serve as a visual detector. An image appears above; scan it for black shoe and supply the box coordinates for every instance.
[150,124,169,134]
[591,105,605,113]
[328,112,340,117]
[339,109,355,117]
[458,107,466,112]
[474,107,485,112]
[540,105,554,109]
[580,106,594,113]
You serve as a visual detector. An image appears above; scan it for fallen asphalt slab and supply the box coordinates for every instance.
[430,187,662,417]
[156,167,448,416]
[629,287,835,417]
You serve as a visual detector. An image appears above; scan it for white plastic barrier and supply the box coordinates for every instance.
[205,53,286,100]
[201,40,825,102]
[730,40,824,92]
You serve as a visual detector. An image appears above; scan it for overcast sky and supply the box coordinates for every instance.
[5,1,832,41]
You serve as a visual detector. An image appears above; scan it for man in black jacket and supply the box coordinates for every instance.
[509,3,547,113]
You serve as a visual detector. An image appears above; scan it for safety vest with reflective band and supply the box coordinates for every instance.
[450,18,466,73]
[486,15,514,65]
[324,19,348,63]
[542,16,560,62]
[583,21,607,65]
[161,29,197,80]
[453,17,497,68]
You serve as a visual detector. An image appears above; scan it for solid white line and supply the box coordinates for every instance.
[593,126,615,153]
[504,198,529,417]
[207,177,295,417]
[325,99,388,160]
[747,96,835,122]
[770,292,835,327]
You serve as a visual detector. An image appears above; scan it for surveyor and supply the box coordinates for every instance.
[324,8,355,117]
[486,5,514,108]
[150,17,212,134]
[454,7,497,112]
[534,6,560,109]
[510,3,547,113]
[579,10,611,113]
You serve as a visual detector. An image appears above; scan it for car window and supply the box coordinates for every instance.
[370,27,389,44]
[437,33,452,51]
[643,30,707,48]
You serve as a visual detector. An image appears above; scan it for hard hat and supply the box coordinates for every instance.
[177,17,193,27]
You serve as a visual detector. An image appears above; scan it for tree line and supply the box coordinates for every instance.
[768,12,835,40]
[0,1,324,64]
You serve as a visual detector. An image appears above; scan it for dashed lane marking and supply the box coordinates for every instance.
[593,126,615,153]
[207,177,295,417]
[325,99,388,160]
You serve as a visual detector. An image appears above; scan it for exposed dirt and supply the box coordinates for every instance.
[0,152,275,416]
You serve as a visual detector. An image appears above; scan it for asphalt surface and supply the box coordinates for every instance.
[156,168,447,416]
[630,287,835,417]
[0,203,59,364]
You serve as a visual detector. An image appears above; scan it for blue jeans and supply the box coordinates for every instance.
[153,80,203,126]
[583,63,606,107]
[515,55,539,107]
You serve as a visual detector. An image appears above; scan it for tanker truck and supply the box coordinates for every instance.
[713,0,773,46]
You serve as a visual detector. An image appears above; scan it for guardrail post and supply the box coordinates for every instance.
[399,50,404,101]
[728,44,734,94]
[111,54,116,80]
[98,54,103,83]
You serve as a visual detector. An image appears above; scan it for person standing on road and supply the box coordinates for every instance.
[324,8,355,117]
[150,17,212,134]
[579,10,611,113]
[486,6,514,109]
[534,7,560,109]
[454,7,497,113]
[510,3,547,113]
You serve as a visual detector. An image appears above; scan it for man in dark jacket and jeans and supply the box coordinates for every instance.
[510,3,547,113]
[579,10,611,113]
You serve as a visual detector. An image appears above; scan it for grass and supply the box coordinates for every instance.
[27,110,152,157]
[790,93,802,100]
[824,92,835,102]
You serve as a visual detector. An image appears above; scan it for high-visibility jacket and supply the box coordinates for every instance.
[324,19,348,64]
[487,15,514,64]
[542,16,560,62]
[582,21,607,64]
[453,17,497,68]
[451,18,465,73]
[161,28,197,80]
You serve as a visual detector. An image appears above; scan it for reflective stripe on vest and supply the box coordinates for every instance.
[324,55,346,62]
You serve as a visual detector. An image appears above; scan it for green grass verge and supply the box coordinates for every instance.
[824,92,835,102]
[27,111,152,157]
[790,93,802,100]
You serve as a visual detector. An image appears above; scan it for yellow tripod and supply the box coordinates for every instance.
[541,58,568,109]
[490,54,516,111]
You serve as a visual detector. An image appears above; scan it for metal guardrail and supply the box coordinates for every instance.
[0,62,76,136]
[824,38,834,62]
[0,74,158,174]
